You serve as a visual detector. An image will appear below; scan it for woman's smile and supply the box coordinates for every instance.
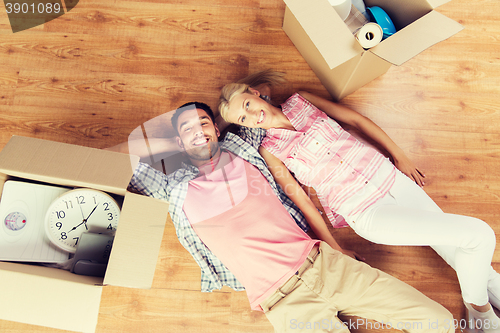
[257,110,265,124]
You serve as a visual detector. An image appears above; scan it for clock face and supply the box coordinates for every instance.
[45,188,121,253]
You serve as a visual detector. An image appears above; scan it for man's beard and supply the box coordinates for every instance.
[184,141,220,162]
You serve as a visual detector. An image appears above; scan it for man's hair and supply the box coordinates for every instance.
[171,102,215,136]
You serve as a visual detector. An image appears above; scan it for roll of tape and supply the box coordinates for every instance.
[355,23,383,49]
[328,0,352,21]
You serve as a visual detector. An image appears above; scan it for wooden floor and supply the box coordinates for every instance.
[1,0,499,332]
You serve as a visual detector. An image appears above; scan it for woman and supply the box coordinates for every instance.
[218,70,500,330]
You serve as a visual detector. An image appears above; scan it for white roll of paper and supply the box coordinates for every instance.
[328,0,352,21]
[355,23,383,49]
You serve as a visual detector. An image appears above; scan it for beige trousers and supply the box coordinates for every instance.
[261,242,454,333]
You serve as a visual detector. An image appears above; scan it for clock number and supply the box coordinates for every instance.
[107,212,113,220]
[56,210,66,219]
[103,202,109,211]
[107,223,113,230]
[76,195,85,204]
[73,237,79,246]
[61,232,67,240]
[64,200,73,209]
[55,222,63,230]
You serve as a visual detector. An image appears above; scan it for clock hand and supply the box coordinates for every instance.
[75,197,88,230]
[85,204,98,221]
[80,204,98,231]
[68,219,87,233]
[68,204,98,233]
[67,204,99,234]
[76,199,85,219]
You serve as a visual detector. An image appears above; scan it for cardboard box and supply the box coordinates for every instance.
[0,136,169,332]
[282,0,464,100]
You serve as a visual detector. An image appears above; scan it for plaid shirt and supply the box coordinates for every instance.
[128,129,308,292]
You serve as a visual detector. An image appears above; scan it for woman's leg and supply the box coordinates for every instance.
[488,266,500,308]
[351,171,497,306]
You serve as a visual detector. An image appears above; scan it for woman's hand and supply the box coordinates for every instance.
[393,153,426,187]
[297,92,427,188]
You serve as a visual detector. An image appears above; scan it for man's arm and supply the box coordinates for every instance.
[105,138,180,159]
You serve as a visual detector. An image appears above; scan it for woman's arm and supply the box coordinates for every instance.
[298,91,426,187]
[259,146,362,260]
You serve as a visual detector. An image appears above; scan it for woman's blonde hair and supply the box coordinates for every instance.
[218,69,286,122]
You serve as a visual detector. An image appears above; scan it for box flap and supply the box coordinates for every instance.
[283,0,363,69]
[0,262,102,333]
[427,0,452,9]
[103,192,169,288]
[370,10,463,66]
[0,136,139,196]
[339,51,392,100]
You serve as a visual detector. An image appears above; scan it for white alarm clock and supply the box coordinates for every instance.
[44,188,121,253]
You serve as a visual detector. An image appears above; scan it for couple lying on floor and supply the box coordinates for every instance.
[108,70,500,332]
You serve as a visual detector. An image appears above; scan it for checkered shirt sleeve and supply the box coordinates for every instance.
[238,126,267,150]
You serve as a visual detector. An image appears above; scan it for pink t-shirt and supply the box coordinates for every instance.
[183,151,317,311]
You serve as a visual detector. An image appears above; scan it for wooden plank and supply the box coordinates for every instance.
[0,0,499,331]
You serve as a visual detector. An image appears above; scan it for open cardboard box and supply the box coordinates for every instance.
[0,136,169,332]
[282,0,464,100]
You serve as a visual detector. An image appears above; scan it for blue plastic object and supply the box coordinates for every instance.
[366,6,396,39]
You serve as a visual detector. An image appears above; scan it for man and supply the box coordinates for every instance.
[116,102,454,332]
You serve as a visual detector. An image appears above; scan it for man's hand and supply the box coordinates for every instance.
[341,249,365,262]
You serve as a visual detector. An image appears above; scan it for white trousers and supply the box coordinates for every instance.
[348,170,498,306]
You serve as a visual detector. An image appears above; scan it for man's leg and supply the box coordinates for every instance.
[261,245,350,333]
[262,242,453,332]
[306,243,454,333]
[262,276,350,333]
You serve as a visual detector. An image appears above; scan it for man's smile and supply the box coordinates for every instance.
[191,137,210,147]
